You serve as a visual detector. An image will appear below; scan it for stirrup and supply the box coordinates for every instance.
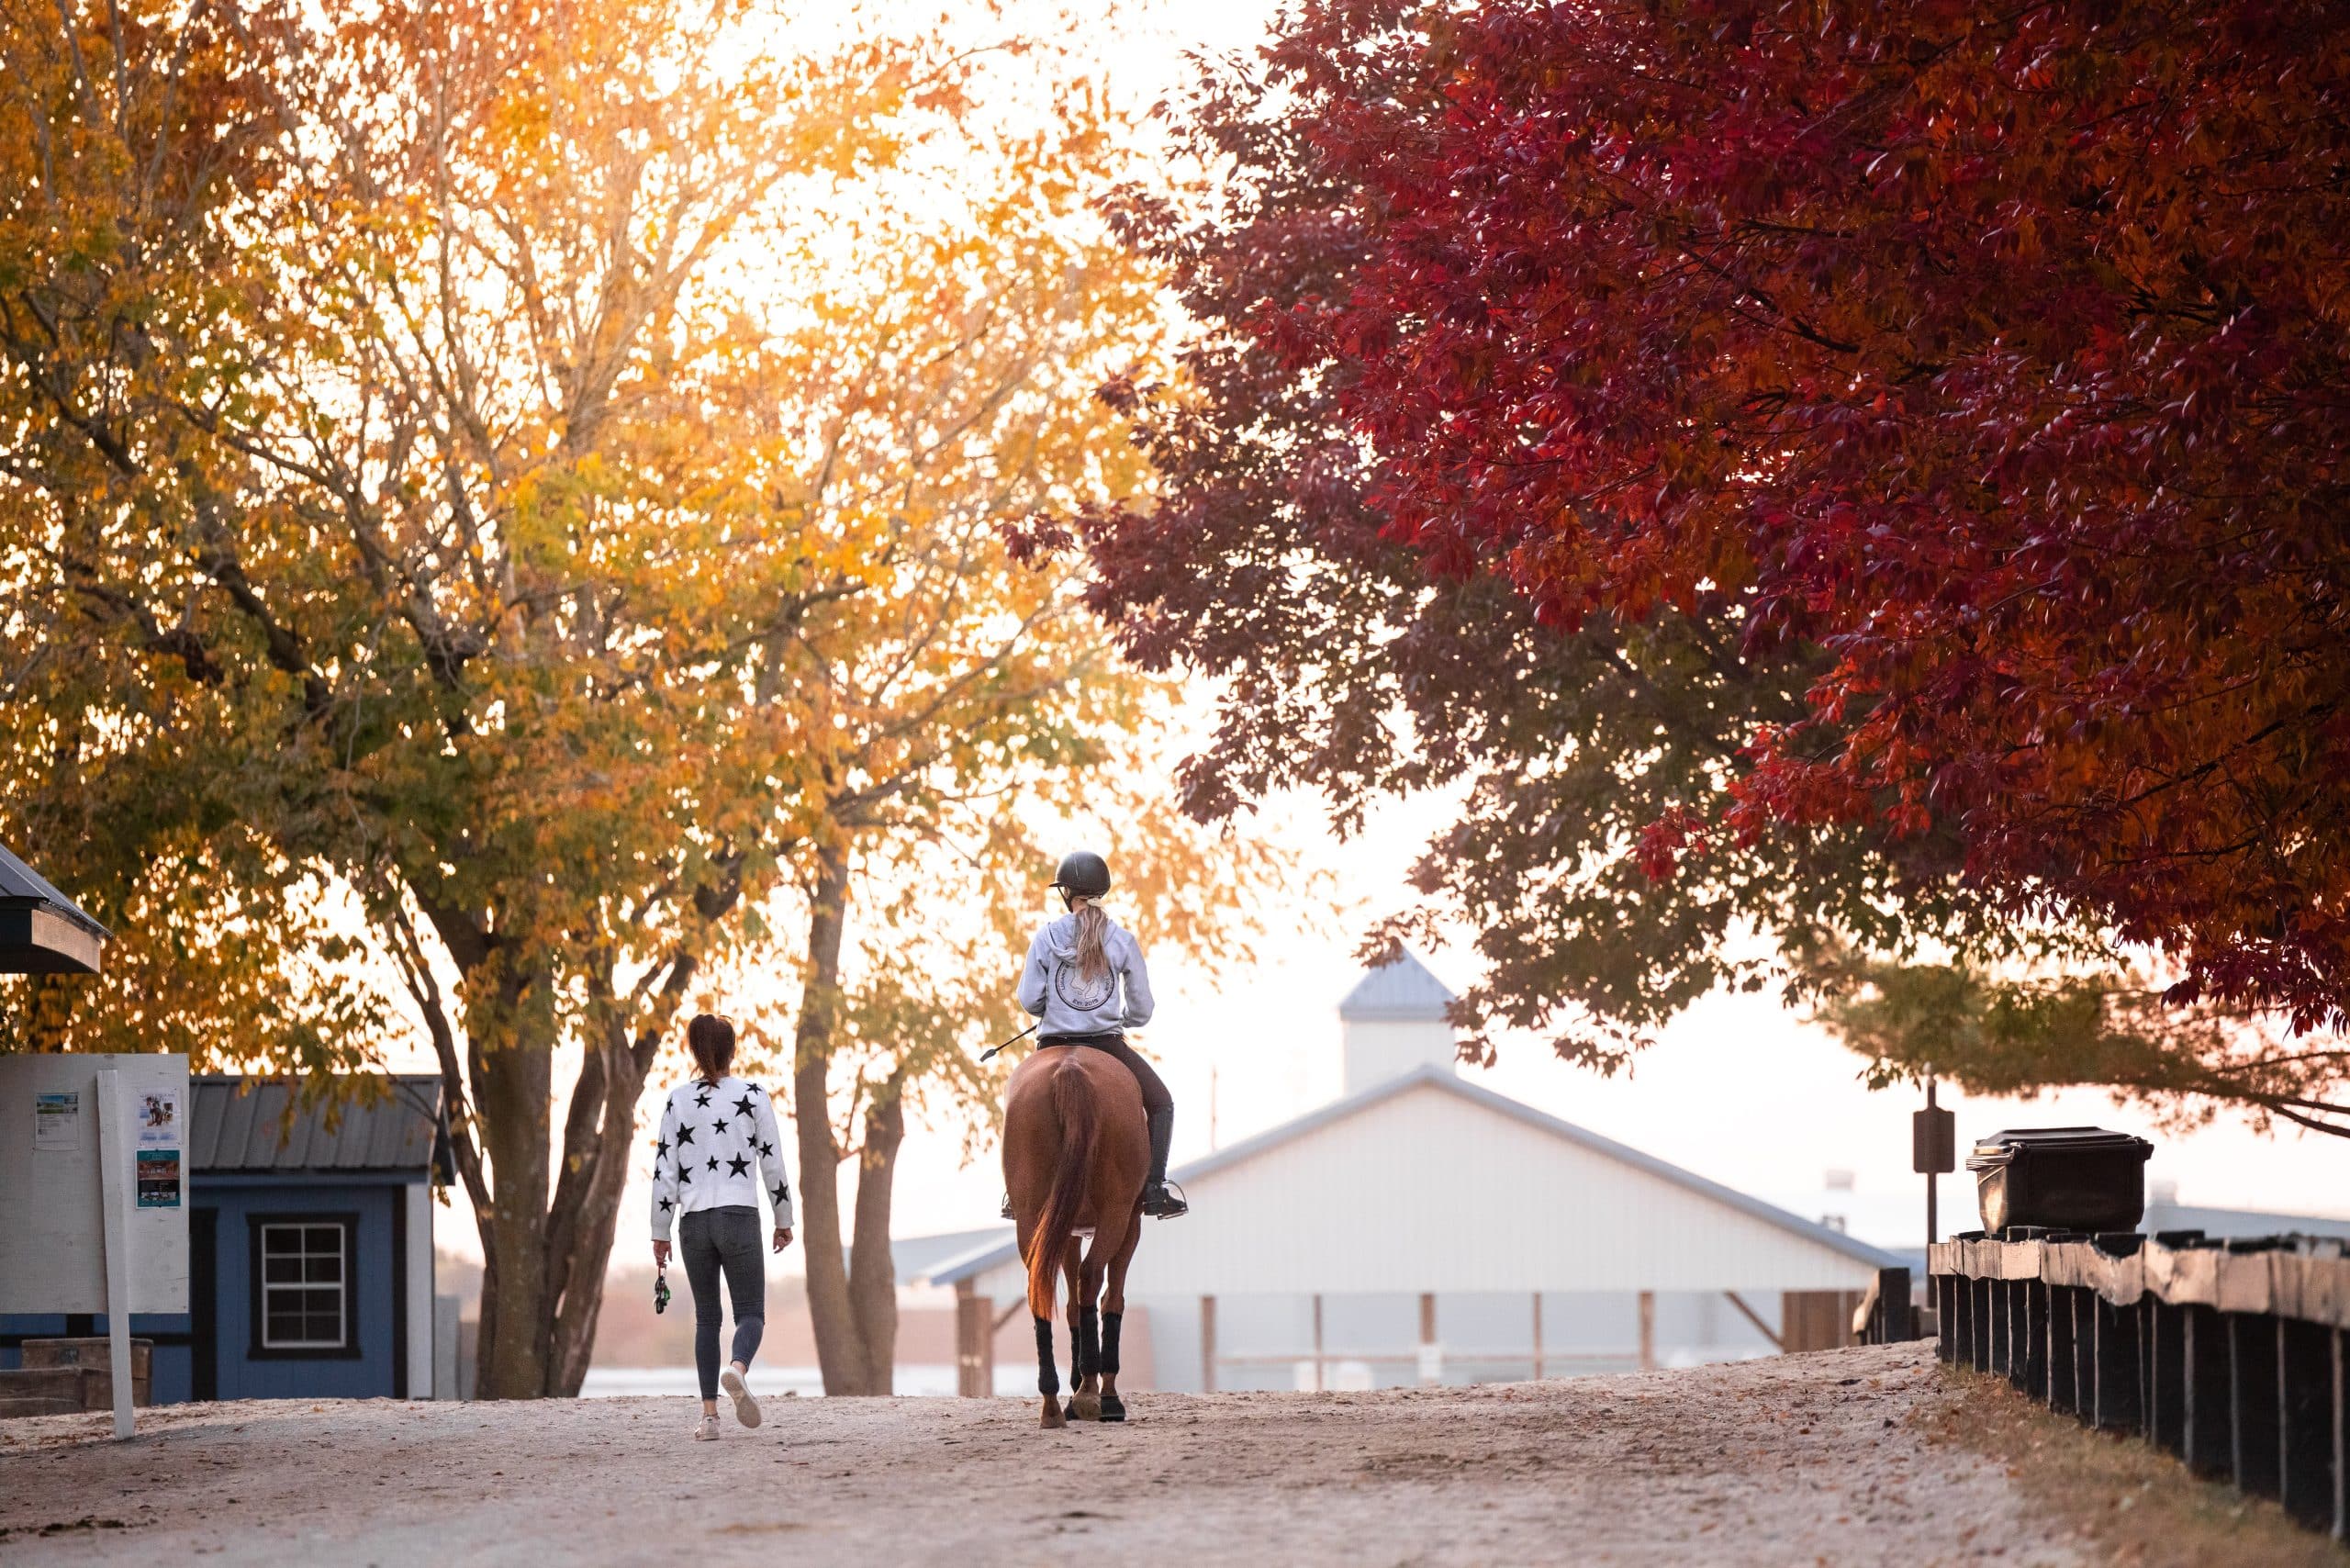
[1143,1180,1188,1219]
[1000,1193,1013,1221]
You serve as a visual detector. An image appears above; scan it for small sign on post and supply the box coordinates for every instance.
[1913,1105,1956,1173]
[1914,1075,1956,1251]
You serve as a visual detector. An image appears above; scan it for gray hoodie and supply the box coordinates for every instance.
[1016,912,1155,1038]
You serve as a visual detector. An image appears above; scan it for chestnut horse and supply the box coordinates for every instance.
[1003,1043,1148,1428]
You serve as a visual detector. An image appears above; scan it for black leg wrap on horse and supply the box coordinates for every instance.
[1076,1304,1100,1384]
[1033,1315,1058,1397]
[1101,1310,1124,1378]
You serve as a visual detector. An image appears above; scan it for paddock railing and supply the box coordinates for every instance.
[1929,1231,2349,1541]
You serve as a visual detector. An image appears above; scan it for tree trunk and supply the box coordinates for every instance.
[473,987,556,1400]
[543,944,717,1396]
[794,844,882,1394]
[845,1084,905,1394]
[543,1038,649,1395]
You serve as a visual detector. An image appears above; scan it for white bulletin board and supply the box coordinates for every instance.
[0,1054,190,1316]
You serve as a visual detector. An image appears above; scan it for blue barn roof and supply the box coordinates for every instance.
[1337,949,1456,1022]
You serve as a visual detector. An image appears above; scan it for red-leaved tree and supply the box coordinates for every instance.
[1039,0,2350,1135]
[1257,0,2350,1030]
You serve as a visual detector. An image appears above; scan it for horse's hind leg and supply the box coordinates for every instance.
[1023,1217,1067,1429]
[1034,1312,1066,1429]
[1063,1245,1101,1421]
[1097,1204,1142,1421]
[1070,1226,1122,1421]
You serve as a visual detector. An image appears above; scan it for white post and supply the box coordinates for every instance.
[94,1069,134,1439]
[406,1182,434,1399]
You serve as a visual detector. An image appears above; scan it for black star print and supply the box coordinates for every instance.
[710,1121,728,1141]
[727,1154,750,1177]
[770,1182,790,1205]
[659,1197,674,1213]
[677,1164,693,1184]
[731,1093,757,1120]
[705,1157,719,1171]
[655,1137,668,1159]
[694,1088,712,1107]
[756,1140,774,1157]
[675,1124,697,1148]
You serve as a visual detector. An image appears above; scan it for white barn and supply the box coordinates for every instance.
[932,953,1898,1394]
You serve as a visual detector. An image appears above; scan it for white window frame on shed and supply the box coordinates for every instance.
[252,1215,358,1357]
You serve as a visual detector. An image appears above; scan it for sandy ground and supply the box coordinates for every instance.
[0,1343,2081,1567]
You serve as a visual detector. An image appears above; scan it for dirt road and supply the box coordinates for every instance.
[0,1343,2077,1566]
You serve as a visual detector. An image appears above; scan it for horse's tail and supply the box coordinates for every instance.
[1024,1050,1098,1320]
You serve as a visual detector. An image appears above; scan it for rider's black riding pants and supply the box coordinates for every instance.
[1038,1032,1172,1114]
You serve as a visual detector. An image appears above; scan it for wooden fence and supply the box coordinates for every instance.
[1930,1231,2348,1541]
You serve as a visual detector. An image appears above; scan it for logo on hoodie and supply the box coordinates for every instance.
[1051,955,1116,1013]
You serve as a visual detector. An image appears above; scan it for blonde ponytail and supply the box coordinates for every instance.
[1070,897,1111,983]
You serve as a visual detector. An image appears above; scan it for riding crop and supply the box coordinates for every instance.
[979,1022,1039,1062]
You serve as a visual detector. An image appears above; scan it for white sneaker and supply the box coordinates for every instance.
[720,1365,762,1428]
[692,1414,720,1440]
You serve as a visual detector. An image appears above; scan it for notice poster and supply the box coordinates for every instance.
[136,1148,182,1208]
[34,1091,80,1151]
[137,1089,181,1147]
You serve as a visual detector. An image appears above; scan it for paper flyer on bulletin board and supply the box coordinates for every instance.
[137,1149,183,1208]
[34,1091,80,1151]
[137,1089,181,1147]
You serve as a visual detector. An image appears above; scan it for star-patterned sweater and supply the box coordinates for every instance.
[649,1075,794,1238]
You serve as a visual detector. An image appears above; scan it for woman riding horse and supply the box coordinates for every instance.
[1012,850,1185,1218]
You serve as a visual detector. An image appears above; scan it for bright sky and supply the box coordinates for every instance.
[414,0,2350,1267]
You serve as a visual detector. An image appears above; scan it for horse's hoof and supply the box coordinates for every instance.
[1099,1394,1126,1422]
[1071,1392,1102,1421]
[1041,1399,1068,1429]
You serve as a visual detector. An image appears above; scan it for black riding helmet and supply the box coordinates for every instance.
[1052,849,1111,900]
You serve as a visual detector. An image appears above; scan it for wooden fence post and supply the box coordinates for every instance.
[1200,1294,1216,1394]
[954,1281,991,1398]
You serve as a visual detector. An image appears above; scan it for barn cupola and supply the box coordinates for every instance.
[1337,949,1460,1094]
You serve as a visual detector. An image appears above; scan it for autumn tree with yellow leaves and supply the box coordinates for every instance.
[1,0,1260,1396]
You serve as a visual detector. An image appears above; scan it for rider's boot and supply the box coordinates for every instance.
[1141,1104,1187,1218]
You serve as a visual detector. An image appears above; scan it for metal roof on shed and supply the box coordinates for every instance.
[0,841,110,939]
[189,1074,452,1181]
[1337,949,1456,1022]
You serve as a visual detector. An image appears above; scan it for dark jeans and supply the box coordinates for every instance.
[1041,1032,1172,1114]
[679,1205,765,1400]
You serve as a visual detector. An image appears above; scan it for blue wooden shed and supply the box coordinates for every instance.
[4,1074,452,1403]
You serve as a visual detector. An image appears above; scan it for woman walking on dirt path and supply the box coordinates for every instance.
[651,1014,794,1439]
[1010,850,1186,1219]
